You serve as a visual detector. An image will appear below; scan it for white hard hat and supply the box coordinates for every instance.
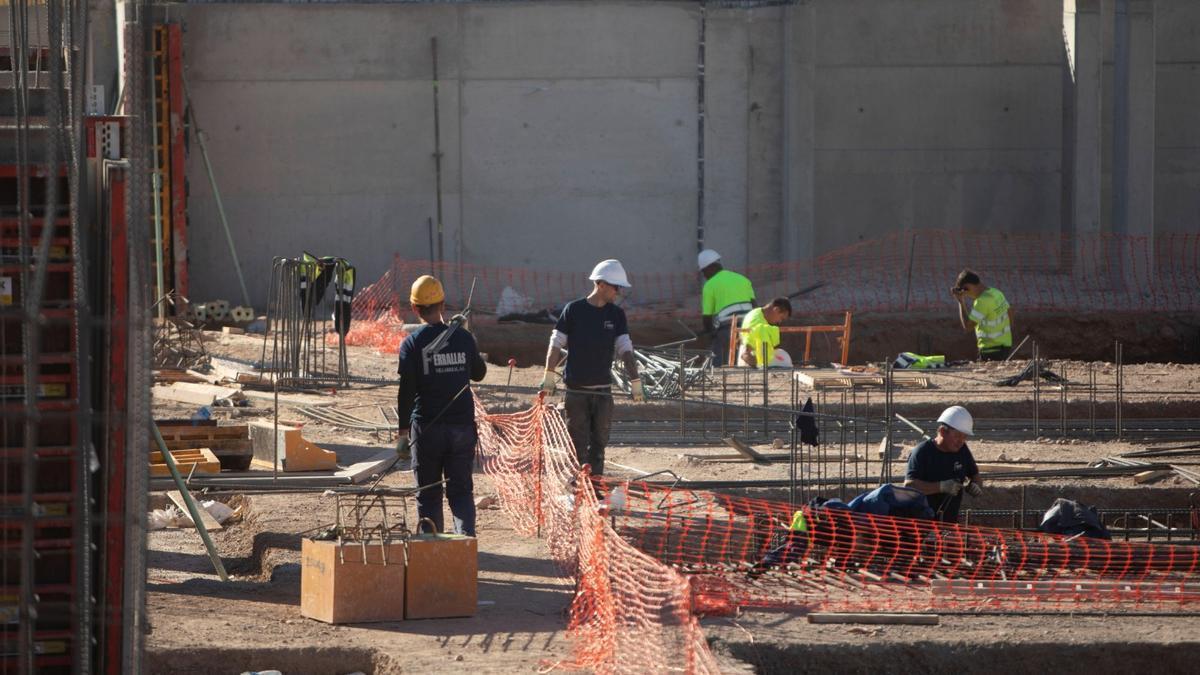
[769,348,793,369]
[937,405,974,436]
[589,259,631,288]
[697,249,721,270]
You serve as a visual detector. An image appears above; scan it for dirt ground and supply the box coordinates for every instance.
[145,331,1200,674]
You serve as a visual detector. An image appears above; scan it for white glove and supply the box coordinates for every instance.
[938,479,963,496]
[965,481,983,498]
[630,379,645,403]
[539,370,557,396]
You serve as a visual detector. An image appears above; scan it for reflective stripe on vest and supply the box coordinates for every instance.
[715,301,754,324]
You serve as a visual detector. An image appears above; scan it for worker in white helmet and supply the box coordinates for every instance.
[903,406,984,523]
[698,249,755,367]
[540,259,643,477]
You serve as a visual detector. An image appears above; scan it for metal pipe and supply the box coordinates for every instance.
[152,424,229,581]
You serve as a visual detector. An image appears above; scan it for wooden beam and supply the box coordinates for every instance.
[722,437,770,464]
[808,613,939,626]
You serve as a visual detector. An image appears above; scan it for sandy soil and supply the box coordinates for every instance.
[145,330,1200,674]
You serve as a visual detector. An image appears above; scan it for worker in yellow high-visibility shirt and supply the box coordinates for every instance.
[698,249,755,367]
[952,269,1013,361]
[737,298,792,368]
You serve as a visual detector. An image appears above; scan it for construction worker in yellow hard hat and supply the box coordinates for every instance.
[396,274,487,536]
[698,249,756,367]
[540,259,643,477]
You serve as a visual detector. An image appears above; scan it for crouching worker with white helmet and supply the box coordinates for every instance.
[539,259,643,477]
[903,406,984,523]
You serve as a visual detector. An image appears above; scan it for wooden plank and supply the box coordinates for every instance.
[150,447,220,478]
[722,437,770,464]
[808,613,939,626]
[166,489,223,531]
[794,368,931,390]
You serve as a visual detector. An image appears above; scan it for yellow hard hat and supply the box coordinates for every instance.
[410,275,445,305]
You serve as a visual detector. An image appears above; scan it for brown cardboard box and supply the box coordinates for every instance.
[300,539,406,624]
[405,534,477,619]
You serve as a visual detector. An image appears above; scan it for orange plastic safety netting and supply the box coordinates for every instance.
[325,309,408,354]
[475,400,720,674]
[474,400,1200,671]
[595,478,1200,614]
[354,231,1200,323]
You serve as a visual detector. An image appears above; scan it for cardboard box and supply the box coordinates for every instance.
[405,533,477,619]
[300,539,406,624]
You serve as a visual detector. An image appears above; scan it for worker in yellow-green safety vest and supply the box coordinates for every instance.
[737,298,792,368]
[952,269,1013,361]
[747,508,811,577]
[699,249,755,367]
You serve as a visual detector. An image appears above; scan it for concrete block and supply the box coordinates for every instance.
[250,421,337,472]
[301,538,406,624]
[405,533,477,620]
[222,326,245,335]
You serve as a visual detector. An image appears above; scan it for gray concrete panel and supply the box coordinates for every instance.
[815,0,1065,66]
[815,66,1062,150]
[460,2,697,80]
[1156,0,1200,62]
[704,14,751,269]
[1155,157,1200,234]
[744,9,784,266]
[186,194,429,308]
[185,80,442,196]
[459,78,697,273]
[1156,65,1200,148]
[183,5,461,81]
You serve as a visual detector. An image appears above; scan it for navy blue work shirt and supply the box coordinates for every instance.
[397,322,487,427]
[554,298,629,389]
[905,438,979,522]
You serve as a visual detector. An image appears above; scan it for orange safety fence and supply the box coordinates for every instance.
[475,399,720,674]
[595,478,1200,615]
[475,399,1200,671]
[353,231,1200,327]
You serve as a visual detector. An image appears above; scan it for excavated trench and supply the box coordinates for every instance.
[479,310,1200,367]
[713,639,1200,674]
[145,647,401,675]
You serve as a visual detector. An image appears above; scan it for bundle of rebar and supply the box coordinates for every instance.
[612,347,713,399]
[259,256,351,387]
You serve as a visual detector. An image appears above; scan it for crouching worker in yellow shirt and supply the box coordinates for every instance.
[737,298,792,368]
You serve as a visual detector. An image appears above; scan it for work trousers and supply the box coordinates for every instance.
[564,390,614,477]
[979,346,1009,362]
[411,419,478,536]
[710,323,731,367]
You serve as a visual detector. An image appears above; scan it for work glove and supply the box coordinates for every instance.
[938,479,963,496]
[539,370,557,396]
[396,433,411,460]
[630,379,645,403]
[965,481,983,498]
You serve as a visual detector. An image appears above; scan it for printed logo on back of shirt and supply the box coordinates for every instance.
[432,352,467,368]
[603,320,614,330]
[953,461,963,472]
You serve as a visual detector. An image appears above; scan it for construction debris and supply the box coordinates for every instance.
[995,359,1068,387]
[249,420,338,472]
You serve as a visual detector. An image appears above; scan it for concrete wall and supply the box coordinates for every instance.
[172,1,1200,308]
